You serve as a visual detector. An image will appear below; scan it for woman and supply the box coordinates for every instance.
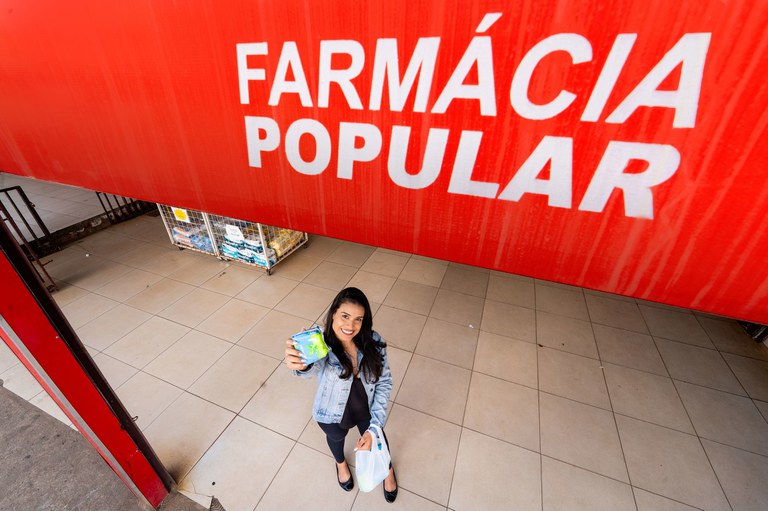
[284,287,398,503]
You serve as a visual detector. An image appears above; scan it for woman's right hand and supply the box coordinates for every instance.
[284,340,308,371]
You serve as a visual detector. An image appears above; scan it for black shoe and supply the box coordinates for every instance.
[336,463,354,492]
[383,469,398,503]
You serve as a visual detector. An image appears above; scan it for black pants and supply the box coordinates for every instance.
[317,420,392,465]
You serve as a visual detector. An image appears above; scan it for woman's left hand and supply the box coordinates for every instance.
[356,430,373,451]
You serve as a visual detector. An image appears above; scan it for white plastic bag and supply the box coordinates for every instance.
[355,424,391,492]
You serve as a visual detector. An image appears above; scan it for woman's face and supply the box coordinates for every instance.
[332,301,365,343]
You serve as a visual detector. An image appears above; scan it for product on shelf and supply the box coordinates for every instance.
[267,228,304,257]
[172,224,213,252]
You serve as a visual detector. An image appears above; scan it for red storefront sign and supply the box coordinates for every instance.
[1,1,767,322]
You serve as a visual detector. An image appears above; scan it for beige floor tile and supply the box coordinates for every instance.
[636,299,692,313]
[189,346,279,412]
[536,279,584,292]
[490,269,533,282]
[236,274,299,308]
[415,318,478,369]
[325,242,376,268]
[398,258,448,287]
[46,250,105,283]
[440,266,489,298]
[303,261,357,290]
[114,243,191,276]
[633,488,700,511]
[179,416,294,511]
[536,311,598,359]
[65,260,136,292]
[616,415,730,511]
[238,310,312,360]
[373,305,427,352]
[604,364,694,433]
[353,486,445,510]
[429,289,484,328]
[583,288,636,302]
[396,355,471,424]
[50,283,90,307]
[375,246,411,257]
[125,278,194,314]
[75,303,151,351]
[274,283,338,322]
[383,279,439,316]
[473,331,538,388]
[40,245,88,269]
[200,265,260,296]
[144,392,235,481]
[385,404,461,506]
[73,230,139,257]
[167,256,230,286]
[593,324,667,376]
[656,339,746,395]
[698,317,768,361]
[301,235,343,259]
[0,341,19,374]
[481,299,535,342]
[144,331,230,389]
[240,366,315,439]
[255,443,357,511]
[112,242,164,269]
[756,400,768,422]
[535,283,589,321]
[196,299,269,342]
[702,438,768,511]
[675,381,768,455]
[723,353,768,402]
[60,292,120,329]
[114,371,183,430]
[271,253,323,281]
[585,294,649,334]
[542,456,635,511]
[539,347,611,409]
[540,392,628,482]
[486,275,535,308]
[346,270,396,304]
[448,261,489,273]
[92,268,164,302]
[639,305,713,348]
[104,316,190,368]
[360,251,409,278]
[92,353,138,389]
[157,288,230,328]
[296,419,359,469]
[29,391,71,426]
[450,428,541,511]
[386,346,412,400]
[410,254,448,265]
[464,373,539,451]
[0,364,44,400]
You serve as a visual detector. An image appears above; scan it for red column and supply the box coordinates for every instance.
[0,223,171,508]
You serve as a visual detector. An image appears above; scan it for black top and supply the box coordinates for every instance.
[339,375,371,428]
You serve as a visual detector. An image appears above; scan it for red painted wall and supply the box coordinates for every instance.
[1,1,767,322]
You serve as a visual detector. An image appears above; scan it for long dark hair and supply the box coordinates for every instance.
[323,287,386,383]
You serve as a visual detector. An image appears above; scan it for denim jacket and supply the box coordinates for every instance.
[293,331,392,428]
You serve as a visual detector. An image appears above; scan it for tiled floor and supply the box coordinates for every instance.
[2,211,768,510]
[0,172,104,239]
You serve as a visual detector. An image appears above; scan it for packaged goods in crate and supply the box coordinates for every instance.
[172,224,213,252]
[267,228,304,257]
[218,223,277,266]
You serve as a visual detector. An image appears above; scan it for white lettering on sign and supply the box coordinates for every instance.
[236,15,711,219]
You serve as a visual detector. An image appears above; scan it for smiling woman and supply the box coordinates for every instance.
[284,287,398,503]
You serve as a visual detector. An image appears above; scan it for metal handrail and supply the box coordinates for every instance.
[0,185,51,243]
